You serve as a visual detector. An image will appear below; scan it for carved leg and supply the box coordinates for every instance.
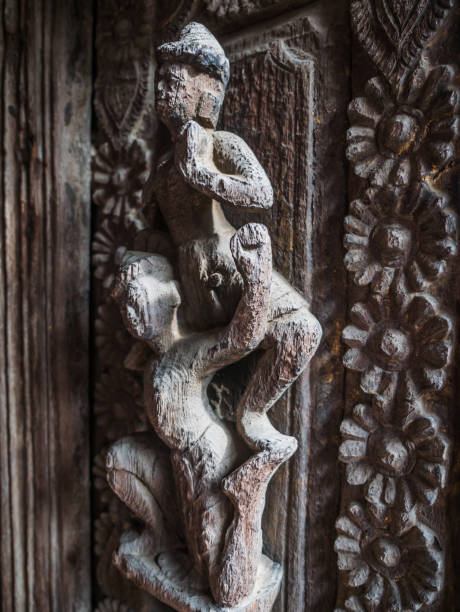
[106,431,182,549]
[213,306,321,605]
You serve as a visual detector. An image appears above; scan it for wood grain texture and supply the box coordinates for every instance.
[0,1,92,609]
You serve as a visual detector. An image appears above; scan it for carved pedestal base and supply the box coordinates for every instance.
[113,530,282,612]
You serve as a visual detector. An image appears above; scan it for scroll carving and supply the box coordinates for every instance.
[98,22,321,611]
[335,1,458,610]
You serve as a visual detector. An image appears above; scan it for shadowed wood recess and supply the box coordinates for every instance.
[0,1,93,610]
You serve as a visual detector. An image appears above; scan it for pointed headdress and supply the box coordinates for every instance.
[157,22,230,86]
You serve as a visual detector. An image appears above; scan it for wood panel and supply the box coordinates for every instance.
[0,1,93,609]
[221,3,350,609]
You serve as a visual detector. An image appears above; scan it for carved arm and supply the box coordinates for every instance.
[175,120,274,211]
[201,222,272,374]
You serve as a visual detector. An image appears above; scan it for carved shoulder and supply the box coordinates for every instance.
[213,131,271,187]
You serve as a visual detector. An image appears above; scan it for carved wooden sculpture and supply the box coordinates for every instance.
[105,22,321,611]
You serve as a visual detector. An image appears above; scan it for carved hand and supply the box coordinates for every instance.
[175,120,209,181]
[230,223,271,285]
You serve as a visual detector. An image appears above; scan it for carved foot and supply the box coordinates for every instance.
[113,529,282,612]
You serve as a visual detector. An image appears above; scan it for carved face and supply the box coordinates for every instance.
[119,274,182,342]
[155,62,224,133]
[113,254,182,344]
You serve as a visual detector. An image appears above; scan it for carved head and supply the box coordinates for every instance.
[112,251,182,345]
[156,22,229,132]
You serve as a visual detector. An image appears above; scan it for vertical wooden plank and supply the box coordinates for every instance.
[0,0,93,609]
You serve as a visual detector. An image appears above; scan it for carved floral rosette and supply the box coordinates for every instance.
[336,1,458,611]
[91,0,163,608]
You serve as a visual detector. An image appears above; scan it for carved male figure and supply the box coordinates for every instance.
[153,21,321,484]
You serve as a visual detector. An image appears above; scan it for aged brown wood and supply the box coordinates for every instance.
[0,1,93,610]
[90,2,460,612]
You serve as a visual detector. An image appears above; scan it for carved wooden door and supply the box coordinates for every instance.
[2,1,460,611]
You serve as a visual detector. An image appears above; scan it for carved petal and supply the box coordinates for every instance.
[344,249,370,273]
[366,472,384,502]
[405,417,435,444]
[372,267,395,294]
[335,535,362,554]
[390,157,411,186]
[406,260,426,290]
[384,476,396,505]
[360,365,383,394]
[349,198,379,226]
[339,439,368,462]
[344,215,372,236]
[420,341,450,368]
[344,595,366,612]
[344,233,369,248]
[354,262,380,286]
[343,348,370,371]
[346,139,378,162]
[405,295,436,327]
[341,418,371,439]
[352,404,379,432]
[347,563,370,587]
[419,65,455,113]
[336,516,362,539]
[417,434,449,464]
[350,302,375,330]
[346,462,373,485]
[337,552,361,571]
[364,572,384,605]
[348,97,382,127]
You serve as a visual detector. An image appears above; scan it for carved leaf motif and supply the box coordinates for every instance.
[351,0,454,81]
[96,61,149,149]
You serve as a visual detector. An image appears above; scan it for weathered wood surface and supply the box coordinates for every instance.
[0,1,93,610]
[221,4,350,610]
[90,1,460,611]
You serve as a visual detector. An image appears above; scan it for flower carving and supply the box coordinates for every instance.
[93,140,149,225]
[95,369,146,441]
[339,403,449,512]
[347,66,459,186]
[343,293,452,399]
[344,184,456,292]
[335,503,443,610]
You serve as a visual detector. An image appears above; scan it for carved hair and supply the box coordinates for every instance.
[157,22,230,86]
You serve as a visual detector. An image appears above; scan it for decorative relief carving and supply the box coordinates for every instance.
[93,19,321,611]
[343,292,452,400]
[351,0,455,83]
[335,502,443,610]
[346,67,459,186]
[343,185,457,292]
[93,140,150,225]
[95,0,154,148]
[339,402,449,513]
[336,0,458,609]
